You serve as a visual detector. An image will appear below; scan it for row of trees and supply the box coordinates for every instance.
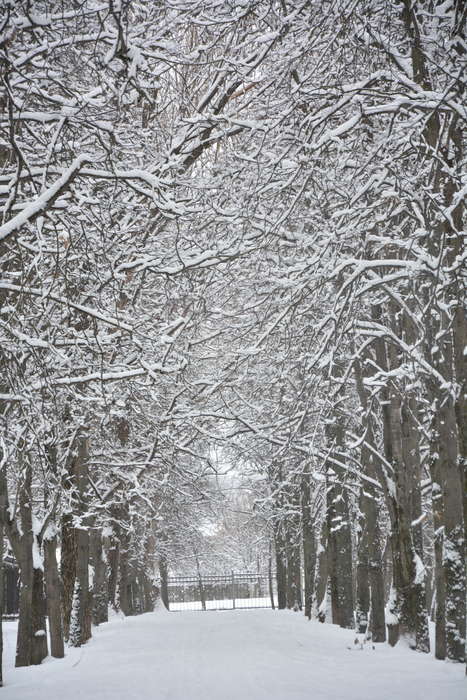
[0,0,465,686]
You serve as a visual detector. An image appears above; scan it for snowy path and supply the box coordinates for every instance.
[1,610,465,699]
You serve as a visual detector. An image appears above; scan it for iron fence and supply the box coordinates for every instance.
[164,572,276,611]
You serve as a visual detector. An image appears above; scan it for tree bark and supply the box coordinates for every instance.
[119,535,131,616]
[68,431,92,647]
[60,511,76,640]
[401,0,466,664]
[140,526,157,613]
[15,462,34,667]
[107,526,120,611]
[268,545,275,610]
[159,553,169,611]
[31,567,48,665]
[327,482,354,629]
[352,354,386,641]
[44,533,64,658]
[356,494,370,636]
[90,528,108,625]
[301,473,316,619]
[359,446,386,642]
[286,533,302,611]
[433,484,446,660]
[438,399,465,662]
[326,422,354,629]
[0,521,4,686]
[372,313,429,652]
[314,517,328,622]
[142,571,156,613]
[273,521,287,610]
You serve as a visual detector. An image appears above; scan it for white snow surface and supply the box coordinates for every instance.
[2,611,465,699]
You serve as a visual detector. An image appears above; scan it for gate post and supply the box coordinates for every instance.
[232,571,235,610]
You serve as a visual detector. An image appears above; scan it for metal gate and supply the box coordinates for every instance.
[165,572,276,611]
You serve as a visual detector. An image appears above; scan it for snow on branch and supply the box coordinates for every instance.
[0,154,91,242]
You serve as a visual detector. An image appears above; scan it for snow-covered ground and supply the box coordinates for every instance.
[1,610,465,699]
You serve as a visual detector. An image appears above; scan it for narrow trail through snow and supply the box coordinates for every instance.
[2,610,465,699]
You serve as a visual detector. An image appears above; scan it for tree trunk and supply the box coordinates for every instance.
[438,399,465,662]
[443,88,467,673]
[373,317,429,652]
[301,473,316,619]
[0,522,4,686]
[70,527,92,645]
[273,522,287,610]
[31,567,48,665]
[360,483,386,642]
[158,552,169,610]
[353,357,386,642]
[119,539,131,616]
[402,400,424,559]
[194,553,204,612]
[107,528,120,611]
[140,526,157,613]
[433,487,446,660]
[286,533,302,611]
[284,478,302,611]
[314,517,328,622]
[60,511,76,640]
[142,572,156,613]
[387,500,429,652]
[388,382,429,651]
[402,0,466,664]
[369,547,386,644]
[68,431,92,647]
[360,451,386,642]
[15,547,34,666]
[327,481,354,629]
[15,463,34,668]
[326,422,354,630]
[44,534,64,658]
[425,318,465,662]
[355,500,370,636]
[90,528,108,625]
[268,545,275,610]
